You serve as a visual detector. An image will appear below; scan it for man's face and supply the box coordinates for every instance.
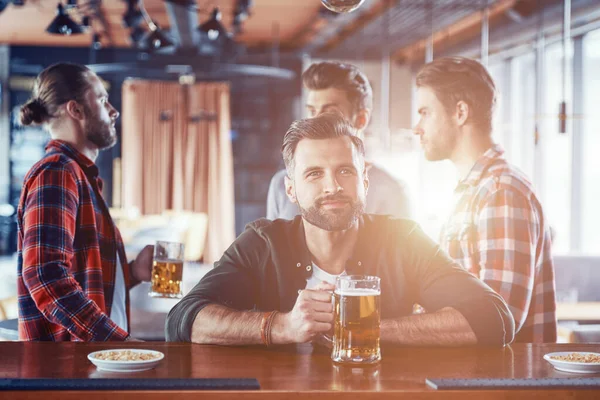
[82,74,120,150]
[413,86,459,161]
[306,87,355,122]
[286,136,368,231]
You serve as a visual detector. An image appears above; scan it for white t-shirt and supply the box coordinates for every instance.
[305,263,346,290]
[110,255,128,332]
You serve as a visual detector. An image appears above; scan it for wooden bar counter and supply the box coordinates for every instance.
[1,342,599,399]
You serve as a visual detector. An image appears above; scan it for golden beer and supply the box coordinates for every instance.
[332,275,381,364]
[148,240,185,298]
[150,259,184,298]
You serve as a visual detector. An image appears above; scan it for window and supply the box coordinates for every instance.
[541,42,573,254]
[487,63,507,147]
[375,136,455,241]
[581,30,600,254]
[389,28,600,255]
[509,52,537,179]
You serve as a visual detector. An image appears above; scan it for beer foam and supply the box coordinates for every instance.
[334,288,381,296]
[154,258,184,264]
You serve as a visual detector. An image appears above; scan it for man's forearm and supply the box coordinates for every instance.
[191,304,290,345]
[380,307,477,346]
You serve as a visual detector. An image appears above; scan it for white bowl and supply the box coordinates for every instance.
[543,352,600,374]
[87,349,164,373]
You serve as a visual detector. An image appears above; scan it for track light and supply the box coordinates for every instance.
[199,8,227,41]
[321,0,365,14]
[138,23,175,51]
[234,0,252,20]
[129,25,145,45]
[92,33,102,50]
[122,0,143,28]
[46,3,85,35]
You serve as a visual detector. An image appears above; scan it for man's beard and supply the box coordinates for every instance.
[298,192,364,231]
[84,107,117,150]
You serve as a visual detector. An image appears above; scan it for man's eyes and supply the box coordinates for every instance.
[306,169,355,178]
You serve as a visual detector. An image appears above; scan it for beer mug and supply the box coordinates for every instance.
[149,240,185,298]
[331,275,381,364]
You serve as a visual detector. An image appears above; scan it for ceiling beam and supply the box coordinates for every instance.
[392,0,519,65]
[281,14,330,52]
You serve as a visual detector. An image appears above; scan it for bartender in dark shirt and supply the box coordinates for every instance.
[166,113,515,347]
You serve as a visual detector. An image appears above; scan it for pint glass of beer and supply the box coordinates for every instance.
[331,275,381,364]
[148,241,185,298]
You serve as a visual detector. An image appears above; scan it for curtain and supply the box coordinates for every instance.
[121,79,234,263]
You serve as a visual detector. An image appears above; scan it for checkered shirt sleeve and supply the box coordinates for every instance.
[475,188,539,333]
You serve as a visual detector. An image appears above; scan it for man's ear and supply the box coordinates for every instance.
[353,108,371,131]
[455,101,469,127]
[65,100,85,121]
[284,174,298,204]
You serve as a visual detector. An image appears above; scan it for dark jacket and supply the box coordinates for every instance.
[166,215,515,346]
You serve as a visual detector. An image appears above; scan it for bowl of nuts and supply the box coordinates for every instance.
[87,349,164,372]
[543,352,600,374]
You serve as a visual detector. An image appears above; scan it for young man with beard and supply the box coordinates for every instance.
[166,113,514,347]
[413,57,557,343]
[17,63,153,341]
[266,61,412,220]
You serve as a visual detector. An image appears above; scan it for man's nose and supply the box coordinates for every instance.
[110,104,120,120]
[323,173,342,194]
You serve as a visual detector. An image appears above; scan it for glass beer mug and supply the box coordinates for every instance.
[149,240,185,298]
[331,275,381,364]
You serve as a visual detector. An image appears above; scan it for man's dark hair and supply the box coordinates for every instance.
[302,61,373,112]
[19,62,94,126]
[416,56,496,133]
[282,112,365,178]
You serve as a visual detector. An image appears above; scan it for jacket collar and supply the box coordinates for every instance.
[289,215,376,278]
[45,140,99,180]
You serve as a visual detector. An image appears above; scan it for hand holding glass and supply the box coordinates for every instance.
[149,241,185,299]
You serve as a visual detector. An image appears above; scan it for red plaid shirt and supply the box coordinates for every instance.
[17,140,131,341]
[440,144,557,343]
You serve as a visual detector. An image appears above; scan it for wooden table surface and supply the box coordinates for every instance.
[1,342,600,399]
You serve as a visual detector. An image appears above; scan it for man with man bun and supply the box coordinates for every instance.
[17,63,152,341]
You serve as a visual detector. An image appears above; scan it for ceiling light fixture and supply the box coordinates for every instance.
[139,25,175,51]
[320,0,365,14]
[46,2,85,35]
[129,25,145,45]
[122,0,143,28]
[232,1,252,35]
[136,0,175,51]
[92,33,102,50]
[198,8,227,41]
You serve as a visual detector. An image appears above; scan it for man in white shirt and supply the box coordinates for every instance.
[266,62,412,220]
